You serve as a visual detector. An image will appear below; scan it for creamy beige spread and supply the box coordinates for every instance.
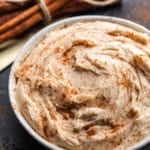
[14,21,150,150]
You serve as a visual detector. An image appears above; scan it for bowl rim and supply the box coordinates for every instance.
[9,15,150,150]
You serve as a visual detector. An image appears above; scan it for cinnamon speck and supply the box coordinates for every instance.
[127,108,139,118]
[87,129,96,137]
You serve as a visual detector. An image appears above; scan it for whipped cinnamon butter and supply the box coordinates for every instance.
[14,21,150,150]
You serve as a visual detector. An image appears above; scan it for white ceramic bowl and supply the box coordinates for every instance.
[9,15,150,150]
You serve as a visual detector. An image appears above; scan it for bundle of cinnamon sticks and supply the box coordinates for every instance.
[0,0,121,45]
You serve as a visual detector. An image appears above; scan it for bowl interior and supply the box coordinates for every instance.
[9,15,150,150]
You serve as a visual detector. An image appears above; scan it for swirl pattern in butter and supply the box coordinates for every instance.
[14,21,150,150]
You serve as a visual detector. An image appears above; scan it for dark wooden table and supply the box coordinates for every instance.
[0,0,150,150]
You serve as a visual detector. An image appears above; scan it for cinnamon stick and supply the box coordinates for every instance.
[0,0,53,34]
[0,2,19,14]
[0,1,33,15]
[0,14,41,44]
[0,11,21,25]
[53,1,94,18]
[0,0,69,44]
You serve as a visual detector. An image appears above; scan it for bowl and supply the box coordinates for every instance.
[9,15,150,150]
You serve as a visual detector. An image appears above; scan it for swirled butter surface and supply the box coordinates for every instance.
[14,21,150,150]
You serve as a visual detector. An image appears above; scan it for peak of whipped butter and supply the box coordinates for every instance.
[14,21,150,150]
